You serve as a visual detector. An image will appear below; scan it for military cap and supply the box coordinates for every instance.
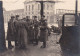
[33,16,37,18]
[26,16,28,17]
[26,18,30,21]
[23,18,26,19]
[16,15,19,17]
[42,15,45,17]
[39,18,47,22]
[11,16,15,18]
[26,16,29,18]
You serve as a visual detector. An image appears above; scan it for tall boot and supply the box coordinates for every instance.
[43,41,46,48]
[35,39,38,45]
[40,41,46,48]
[8,41,14,49]
[33,39,38,46]
[15,40,18,46]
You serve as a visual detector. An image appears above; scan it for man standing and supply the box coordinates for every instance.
[17,20,27,49]
[14,15,20,47]
[7,16,15,49]
[28,19,34,44]
[39,15,48,48]
[33,16,39,45]
[25,16,32,44]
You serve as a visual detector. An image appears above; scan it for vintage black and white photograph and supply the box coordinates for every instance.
[0,0,80,56]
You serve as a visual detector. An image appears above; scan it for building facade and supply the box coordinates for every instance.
[3,9,24,23]
[56,9,80,21]
[3,0,55,25]
[24,0,55,24]
[3,9,24,34]
[55,9,80,27]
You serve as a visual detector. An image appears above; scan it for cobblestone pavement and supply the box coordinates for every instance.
[0,33,62,56]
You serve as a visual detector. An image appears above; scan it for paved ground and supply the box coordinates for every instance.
[1,24,80,56]
[0,33,62,56]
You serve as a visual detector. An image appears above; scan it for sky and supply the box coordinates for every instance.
[2,0,80,11]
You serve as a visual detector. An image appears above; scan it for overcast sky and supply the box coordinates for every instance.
[2,0,80,11]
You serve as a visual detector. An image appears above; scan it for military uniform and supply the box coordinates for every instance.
[33,19,39,45]
[14,19,19,47]
[25,19,33,44]
[7,20,15,41]
[14,15,21,47]
[39,19,48,48]
[17,20,27,49]
[27,20,34,44]
[6,17,15,49]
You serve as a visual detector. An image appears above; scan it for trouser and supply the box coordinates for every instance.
[18,37,26,49]
[35,39,38,45]
[34,30,38,45]
[15,39,18,46]
[8,41,13,49]
[19,41,26,49]
[43,41,46,48]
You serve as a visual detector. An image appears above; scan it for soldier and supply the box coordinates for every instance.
[28,19,34,44]
[33,16,39,45]
[25,16,29,21]
[25,16,32,44]
[22,18,26,21]
[15,15,19,20]
[39,15,48,48]
[14,15,20,47]
[17,20,27,49]
[6,16,15,49]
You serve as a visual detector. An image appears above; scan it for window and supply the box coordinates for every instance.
[29,12,30,15]
[29,5,30,11]
[47,4,49,10]
[26,6,27,11]
[26,13,27,15]
[32,12,34,14]
[32,5,34,10]
[51,4,53,8]
[38,4,40,10]
[51,4,53,9]
[47,16,48,18]
[50,16,54,23]
[38,16,39,20]
[43,4,45,9]
[47,12,49,14]
[64,15,75,26]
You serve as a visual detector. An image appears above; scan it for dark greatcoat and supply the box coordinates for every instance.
[33,20,39,41]
[39,20,48,42]
[6,20,15,41]
[14,20,19,41]
[25,20,31,44]
[17,20,28,46]
[28,21,34,41]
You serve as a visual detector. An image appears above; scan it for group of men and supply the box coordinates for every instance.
[7,15,49,49]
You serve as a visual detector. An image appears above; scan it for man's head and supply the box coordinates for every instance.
[22,18,26,20]
[33,16,37,20]
[11,16,15,21]
[26,16,29,19]
[41,15,45,19]
[26,16,30,21]
[11,16,15,18]
[15,15,19,20]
